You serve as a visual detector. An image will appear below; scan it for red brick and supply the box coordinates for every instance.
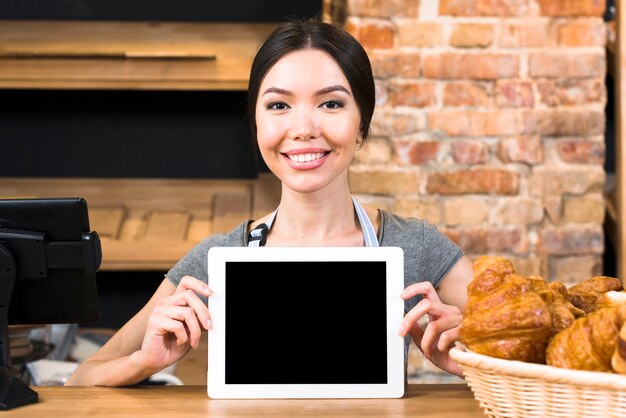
[443,226,528,254]
[485,109,525,136]
[536,82,559,107]
[550,255,602,282]
[537,226,604,255]
[427,168,519,195]
[523,109,605,136]
[429,110,523,137]
[529,52,606,78]
[439,0,478,16]
[499,22,549,47]
[424,53,519,79]
[370,107,426,136]
[393,198,442,224]
[556,140,605,164]
[450,23,494,48]
[353,137,392,165]
[369,50,420,78]
[397,21,444,48]
[444,198,490,225]
[452,140,488,164]
[476,0,532,16]
[530,167,605,196]
[496,80,534,107]
[562,194,605,223]
[443,82,492,107]
[498,136,543,164]
[538,0,606,17]
[348,0,420,18]
[557,19,607,47]
[429,110,487,137]
[440,0,532,16]
[537,79,605,106]
[345,18,395,49]
[493,197,545,224]
[388,80,437,107]
[396,140,441,165]
[349,167,421,195]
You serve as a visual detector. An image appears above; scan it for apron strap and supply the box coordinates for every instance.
[352,196,379,247]
[248,197,378,247]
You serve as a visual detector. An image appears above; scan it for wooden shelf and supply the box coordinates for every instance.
[0,20,277,90]
[0,175,281,271]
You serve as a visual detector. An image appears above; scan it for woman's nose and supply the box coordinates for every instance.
[288,109,320,141]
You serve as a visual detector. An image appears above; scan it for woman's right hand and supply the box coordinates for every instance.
[130,275,212,371]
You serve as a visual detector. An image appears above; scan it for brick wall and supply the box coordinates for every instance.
[345,0,608,284]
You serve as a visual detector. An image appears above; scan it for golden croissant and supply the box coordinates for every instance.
[527,276,585,335]
[460,256,552,363]
[546,304,626,371]
[612,322,626,374]
[594,290,626,312]
[566,276,623,314]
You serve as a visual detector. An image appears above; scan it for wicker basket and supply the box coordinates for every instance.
[449,345,626,418]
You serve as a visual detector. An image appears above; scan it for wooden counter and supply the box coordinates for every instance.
[6,384,485,417]
[0,20,277,90]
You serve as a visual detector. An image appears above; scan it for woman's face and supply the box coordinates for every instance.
[255,48,362,194]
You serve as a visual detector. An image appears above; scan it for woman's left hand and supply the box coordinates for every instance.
[399,281,463,377]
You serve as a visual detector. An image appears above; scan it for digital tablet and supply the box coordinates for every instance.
[207,246,405,399]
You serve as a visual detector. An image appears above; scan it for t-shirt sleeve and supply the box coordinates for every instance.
[419,221,464,288]
[166,236,221,287]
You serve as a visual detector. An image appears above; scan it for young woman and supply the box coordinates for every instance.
[67,19,473,386]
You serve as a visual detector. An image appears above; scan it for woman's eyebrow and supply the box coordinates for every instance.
[261,87,293,96]
[261,85,351,97]
[315,85,351,96]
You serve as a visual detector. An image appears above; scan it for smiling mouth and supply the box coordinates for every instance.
[285,152,330,163]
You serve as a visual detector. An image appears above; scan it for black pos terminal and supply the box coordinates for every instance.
[0,198,101,410]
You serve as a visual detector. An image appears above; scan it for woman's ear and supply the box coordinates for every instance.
[355,133,364,150]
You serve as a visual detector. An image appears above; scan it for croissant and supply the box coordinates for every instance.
[611,322,626,374]
[546,304,626,371]
[594,291,626,311]
[460,257,552,363]
[527,276,585,335]
[469,255,515,295]
[566,276,623,314]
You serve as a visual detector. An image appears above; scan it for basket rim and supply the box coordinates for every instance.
[450,344,626,390]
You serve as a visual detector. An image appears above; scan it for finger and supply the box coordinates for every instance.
[170,306,203,348]
[176,276,212,298]
[148,315,189,346]
[401,281,440,302]
[160,290,212,330]
[437,324,461,353]
[421,316,462,358]
[154,304,203,348]
[401,298,452,333]
[180,290,212,330]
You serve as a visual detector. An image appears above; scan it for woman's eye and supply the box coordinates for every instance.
[268,102,289,110]
[321,100,344,109]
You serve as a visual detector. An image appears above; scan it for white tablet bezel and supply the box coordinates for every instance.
[206,246,405,399]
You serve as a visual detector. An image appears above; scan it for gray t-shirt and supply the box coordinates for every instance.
[166,210,464,312]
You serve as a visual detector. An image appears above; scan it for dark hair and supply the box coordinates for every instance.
[247,19,375,144]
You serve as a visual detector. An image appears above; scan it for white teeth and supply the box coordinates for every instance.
[288,152,325,163]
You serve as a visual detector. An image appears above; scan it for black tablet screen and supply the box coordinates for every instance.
[224,261,388,384]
